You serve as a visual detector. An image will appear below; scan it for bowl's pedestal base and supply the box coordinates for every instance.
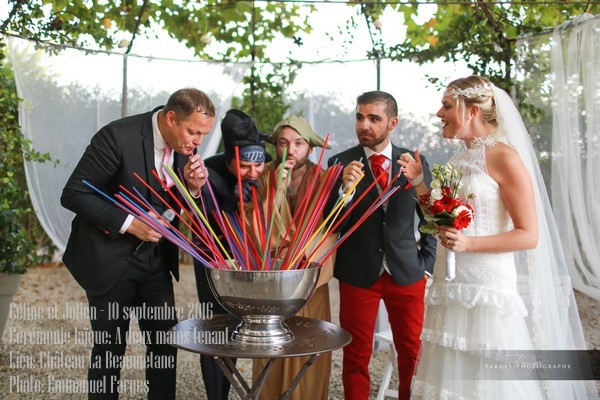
[232,316,294,344]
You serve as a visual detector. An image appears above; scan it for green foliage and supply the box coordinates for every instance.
[359,3,597,90]
[1,0,313,61]
[352,2,596,191]
[0,0,315,270]
[231,62,301,146]
[0,46,53,274]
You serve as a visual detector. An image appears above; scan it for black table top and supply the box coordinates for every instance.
[169,315,351,358]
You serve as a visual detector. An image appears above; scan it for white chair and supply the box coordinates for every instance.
[374,329,399,399]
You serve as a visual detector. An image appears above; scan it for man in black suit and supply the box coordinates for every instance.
[327,91,436,400]
[61,88,215,399]
[192,109,269,400]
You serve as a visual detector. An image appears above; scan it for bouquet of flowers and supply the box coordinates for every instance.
[418,163,474,282]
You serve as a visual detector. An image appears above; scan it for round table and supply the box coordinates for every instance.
[169,315,351,399]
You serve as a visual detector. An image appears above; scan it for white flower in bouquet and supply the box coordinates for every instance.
[430,187,443,201]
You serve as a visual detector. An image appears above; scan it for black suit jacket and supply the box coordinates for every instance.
[203,153,238,215]
[327,144,436,288]
[61,107,185,295]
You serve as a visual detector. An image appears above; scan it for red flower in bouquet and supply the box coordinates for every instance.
[452,204,474,230]
[440,195,460,213]
[418,163,474,235]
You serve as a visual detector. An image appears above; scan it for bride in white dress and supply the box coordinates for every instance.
[400,76,598,400]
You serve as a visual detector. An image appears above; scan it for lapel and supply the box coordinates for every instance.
[173,152,187,178]
[390,145,409,190]
[139,111,165,211]
[391,145,401,180]
[354,147,380,204]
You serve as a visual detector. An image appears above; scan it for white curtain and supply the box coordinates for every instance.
[5,35,471,258]
[550,14,600,300]
[7,36,250,253]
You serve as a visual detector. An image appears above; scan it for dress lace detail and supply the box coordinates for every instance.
[410,144,545,400]
[426,282,528,316]
[467,136,497,149]
[411,381,471,400]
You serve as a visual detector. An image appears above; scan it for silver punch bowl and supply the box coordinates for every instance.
[206,260,321,344]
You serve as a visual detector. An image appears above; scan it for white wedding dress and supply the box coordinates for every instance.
[410,140,546,400]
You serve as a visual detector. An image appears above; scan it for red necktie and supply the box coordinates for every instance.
[370,154,388,191]
[161,144,174,188]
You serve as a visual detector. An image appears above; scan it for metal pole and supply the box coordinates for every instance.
[122,54,128,118]
[376,55,381,90]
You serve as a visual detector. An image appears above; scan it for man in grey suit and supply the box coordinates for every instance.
[327,91,436,400]
[61,88,215,399]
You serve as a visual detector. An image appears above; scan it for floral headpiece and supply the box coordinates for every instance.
[444,83,493,99]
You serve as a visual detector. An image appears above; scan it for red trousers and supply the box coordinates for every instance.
[339,273,426,400]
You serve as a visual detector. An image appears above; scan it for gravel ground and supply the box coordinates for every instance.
[1,263,598,399]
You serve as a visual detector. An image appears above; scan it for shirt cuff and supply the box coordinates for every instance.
[119,214,134,234]
[339,185,355,205]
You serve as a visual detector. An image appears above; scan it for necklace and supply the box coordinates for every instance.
[467,136,496,149]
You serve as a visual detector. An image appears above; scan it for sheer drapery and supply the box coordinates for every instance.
[550,14,600,300]
[8,34,457,256]
[7,36,250,253]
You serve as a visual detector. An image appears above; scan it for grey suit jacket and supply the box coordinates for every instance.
[326,144,436,288]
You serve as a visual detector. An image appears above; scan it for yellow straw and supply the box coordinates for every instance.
[287,171,365,268]
[163,165,236,268]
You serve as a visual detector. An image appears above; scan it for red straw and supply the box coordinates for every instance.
[316,186,400,266]
[118,180,224,266]
[234,146,250,270]
[307,166,404,265]
[276,151,332,267]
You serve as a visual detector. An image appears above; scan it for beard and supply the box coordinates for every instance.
[278,154,309,171]
[291,157,308,171]
[357,130,388,148]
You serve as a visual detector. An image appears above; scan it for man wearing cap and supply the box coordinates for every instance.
[250,115,334,400]
[192,109,269,400]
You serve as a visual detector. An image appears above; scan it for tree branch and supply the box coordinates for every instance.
[477,1,500,33]
[126,0,150,54]
[1,0,26,34]
[477,2,513,83]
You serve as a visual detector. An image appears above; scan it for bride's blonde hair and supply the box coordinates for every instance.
[445,75,498,130]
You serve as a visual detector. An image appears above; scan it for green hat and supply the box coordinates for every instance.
[270,115,331,149]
